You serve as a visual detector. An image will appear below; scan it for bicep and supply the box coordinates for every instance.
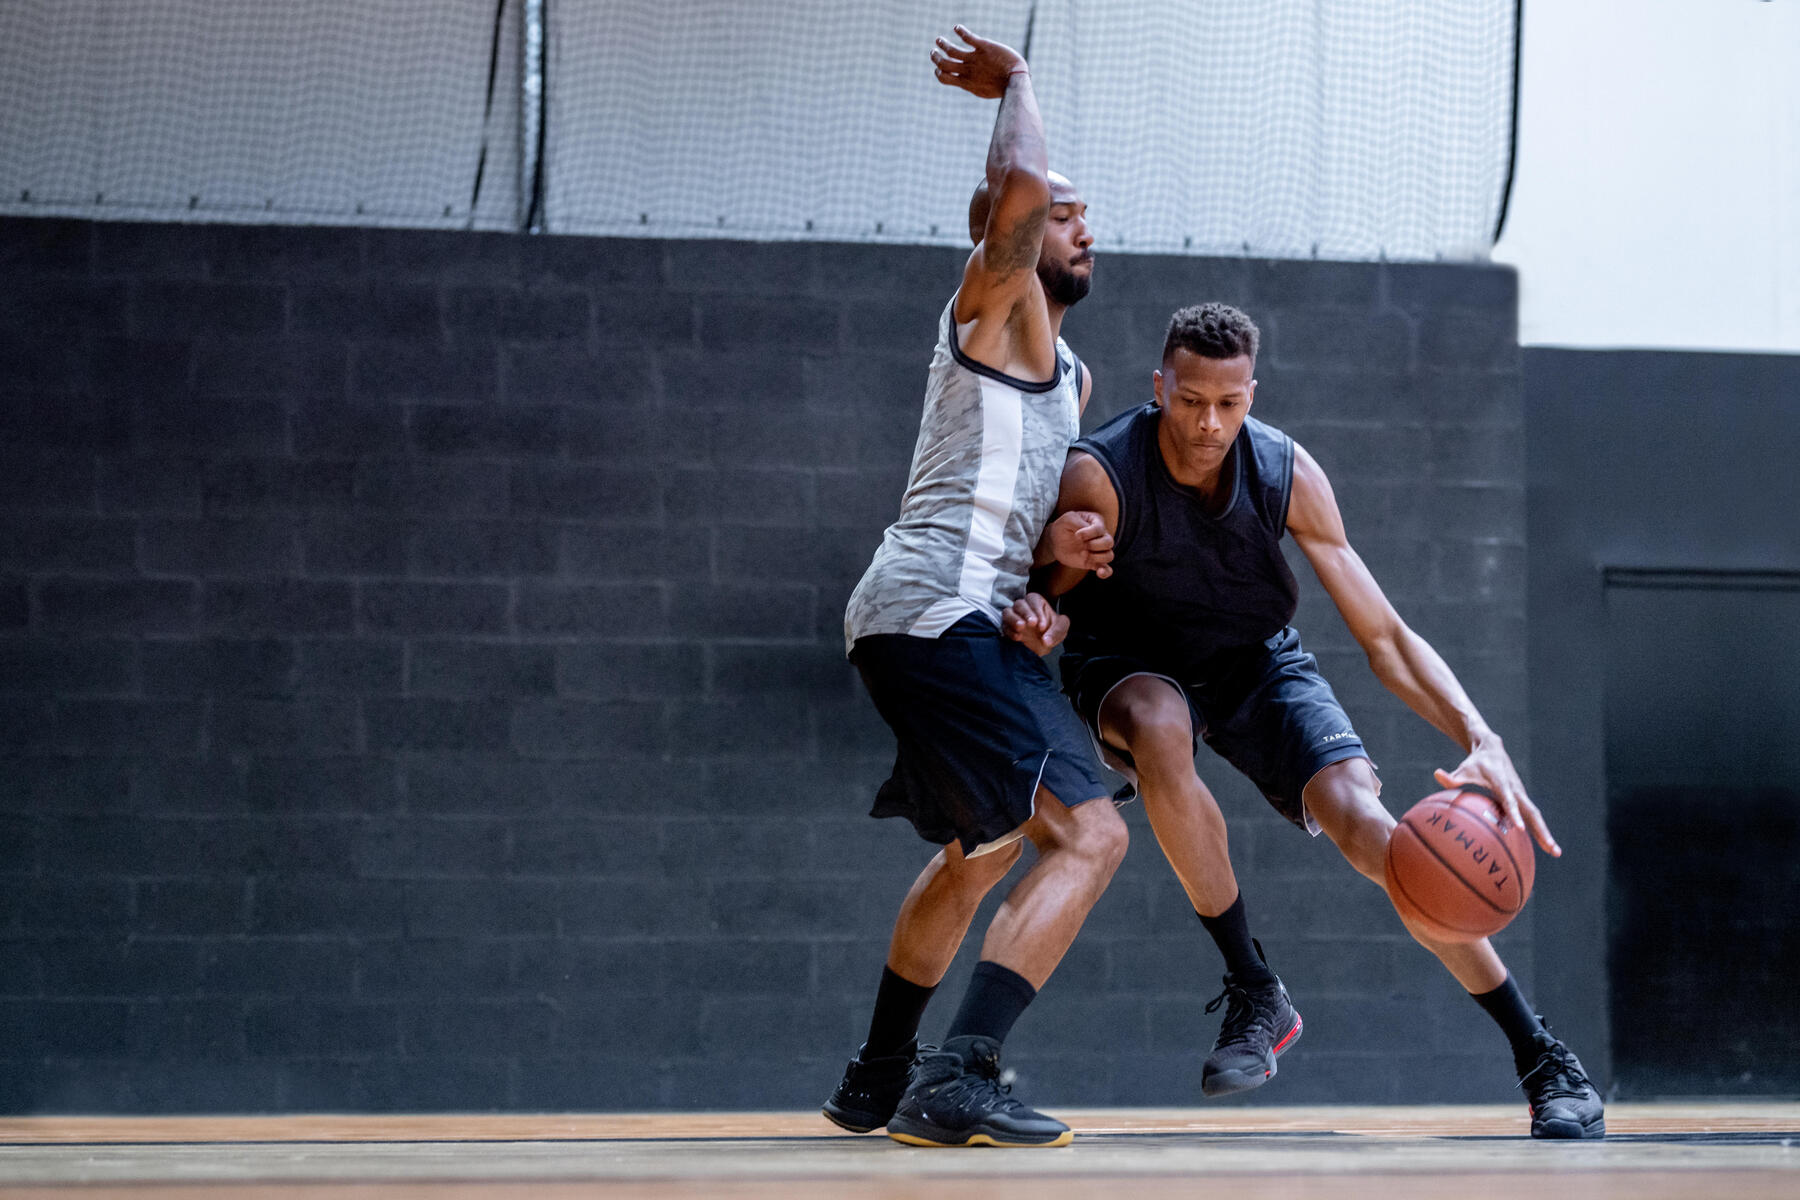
[1287,444,1401,644]
[1058,451,1119,533]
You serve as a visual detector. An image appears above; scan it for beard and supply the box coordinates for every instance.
[1038,255,1093,307]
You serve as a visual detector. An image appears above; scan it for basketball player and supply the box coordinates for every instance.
[822,26,1125,1148]
[1035,303,1605,1139]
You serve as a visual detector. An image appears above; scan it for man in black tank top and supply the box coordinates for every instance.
[1038,303,1604,1140]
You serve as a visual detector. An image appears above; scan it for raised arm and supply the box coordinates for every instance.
[931,26,1051,326]
[1285,443,1560,856]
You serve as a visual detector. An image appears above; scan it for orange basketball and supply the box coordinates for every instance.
[1384,785,1535,942]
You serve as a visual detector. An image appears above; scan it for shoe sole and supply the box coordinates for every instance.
[887,1116,1072,1148]
[1530,1113,1606,1140]
[1200,1012,1303,1099]
[820,1103,886,1134]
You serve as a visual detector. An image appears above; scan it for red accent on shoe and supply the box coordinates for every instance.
[1273,1014,1303,1054]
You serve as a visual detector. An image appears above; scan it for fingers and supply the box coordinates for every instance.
[934,35,974,61]
[1078,526,1114,568]
[953,24,993,50]
[1018,593,1053,631]
[1049,511,1115,575]
[1522,800,1561,858]
[1434,767,1562,858]
[1002,596,1052,640]
[1074,517,1113,551]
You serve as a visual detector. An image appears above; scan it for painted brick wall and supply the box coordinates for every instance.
[0,217,1529,1112]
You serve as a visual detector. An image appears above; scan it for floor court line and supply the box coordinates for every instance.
[0,1104,1792,1199]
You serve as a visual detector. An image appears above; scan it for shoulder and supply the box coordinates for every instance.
[1284,440,1342,538]
[1244,414,1293,453]
[1086,401,1156,454]
[1064,447,1112,488]
[1060,448,1121,526]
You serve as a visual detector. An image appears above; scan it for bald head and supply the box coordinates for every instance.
[966,171,1079,246]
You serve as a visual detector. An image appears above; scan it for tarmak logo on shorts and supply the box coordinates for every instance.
[1319,731,1355,744]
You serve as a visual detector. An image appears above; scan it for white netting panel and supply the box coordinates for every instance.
[0,1,1513,258]
[546,0,1515,259]
[0,0,520,228]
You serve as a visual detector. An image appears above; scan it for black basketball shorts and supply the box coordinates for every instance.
[851,613,1110,855]
[1060,626,1371,835]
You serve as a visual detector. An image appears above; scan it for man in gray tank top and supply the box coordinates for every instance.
[820,24,1124,1150]
[1041,303,1604,1139]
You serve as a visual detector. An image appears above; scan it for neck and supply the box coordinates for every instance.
[1156,419,1227,497]
[1046,298,1067,341]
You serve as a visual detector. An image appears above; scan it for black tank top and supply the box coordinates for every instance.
[1061,403,1299,672]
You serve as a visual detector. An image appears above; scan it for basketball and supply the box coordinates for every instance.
[1384,785,1535,942]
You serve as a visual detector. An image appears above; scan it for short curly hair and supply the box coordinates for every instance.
[1162,303,1260,365]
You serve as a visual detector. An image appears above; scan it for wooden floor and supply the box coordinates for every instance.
[1,1105,1796,1198]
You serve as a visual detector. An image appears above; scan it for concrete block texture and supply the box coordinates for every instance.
[0,216,1521,1112]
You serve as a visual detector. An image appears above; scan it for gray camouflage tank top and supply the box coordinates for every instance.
[845,295,1083,652]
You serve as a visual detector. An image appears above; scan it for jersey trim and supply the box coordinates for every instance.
[948,304,1065,394]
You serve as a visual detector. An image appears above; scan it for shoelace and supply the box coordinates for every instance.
[918,1050,1025,1113]
[1205,981,1277,1049]
[1517,1040,1592,1101]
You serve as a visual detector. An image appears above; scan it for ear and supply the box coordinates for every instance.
[1245,377,1256,412]
[1153,369,1166,408]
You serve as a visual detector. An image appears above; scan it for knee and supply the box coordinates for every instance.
[1118,705,1192,765]
[1072,799,1129,876]
[1328,802,1394,881]
[1306,760,1394,879]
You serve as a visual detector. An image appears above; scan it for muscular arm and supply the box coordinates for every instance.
[1286,443,1559,854]
[1032,450,1119,594]
[954,74,1049,320]
[930,27,1052,360]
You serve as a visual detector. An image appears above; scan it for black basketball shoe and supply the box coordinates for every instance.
[821,1041,918,1133]
[1517,1023,1606,1139]
[886,1035,1072,1147]
[1200,942,1303,1098]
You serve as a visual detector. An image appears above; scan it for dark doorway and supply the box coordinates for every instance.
[1604,569,1800,1097]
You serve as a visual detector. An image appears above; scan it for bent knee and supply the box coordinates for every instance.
[1116,704,1191,753]
[1328,805,1394,882]
[1074,799,1129,872]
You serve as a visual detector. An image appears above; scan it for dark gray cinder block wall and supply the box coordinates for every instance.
[0,216,1527,1112]
[1525,348,1800,1096]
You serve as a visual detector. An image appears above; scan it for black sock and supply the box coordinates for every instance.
[1471,973,1544,1067]
[944,961,1037,1045]
[1197,892,1277,987]
[863,965,936,1058]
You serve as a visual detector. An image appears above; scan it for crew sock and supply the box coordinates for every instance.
[1470,973,1546,1068]
[1197,892,1278,987]
[863,965,937,1058]
[944,961,1037,1045]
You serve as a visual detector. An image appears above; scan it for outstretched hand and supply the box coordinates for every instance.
[1044,510,1114,578]
[1001,592,1069,656]
[931,25,1027,99]
[1434,743,1561,857]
